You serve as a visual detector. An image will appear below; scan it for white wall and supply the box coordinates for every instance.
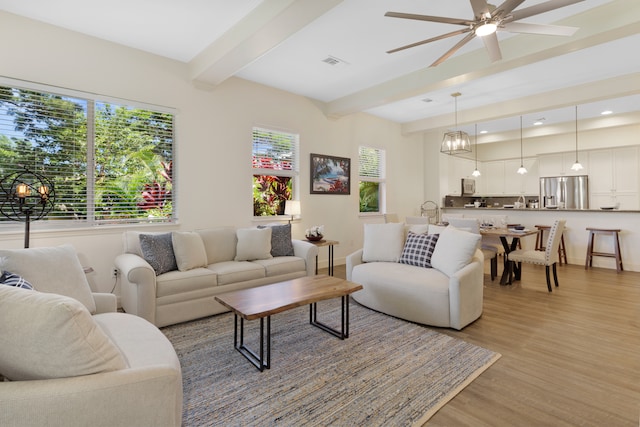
[0,12,424,295]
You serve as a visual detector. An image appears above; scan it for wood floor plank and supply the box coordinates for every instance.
[326,261,640,426]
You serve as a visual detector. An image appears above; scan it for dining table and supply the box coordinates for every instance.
[480,227,539,285]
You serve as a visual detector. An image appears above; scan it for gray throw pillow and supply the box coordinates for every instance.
[139,233,178,275]
[258,224,294,257]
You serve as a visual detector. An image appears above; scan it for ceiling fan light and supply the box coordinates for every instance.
[475,22,497,37]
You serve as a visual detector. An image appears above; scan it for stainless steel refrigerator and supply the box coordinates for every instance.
[540,176,589,209]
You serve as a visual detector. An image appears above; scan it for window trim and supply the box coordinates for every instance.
[252,125,300,218]
[358,145,386,214]
[0,76,177,230]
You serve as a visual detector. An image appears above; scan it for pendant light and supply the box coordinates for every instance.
[472,124,481,177]
[516,115,527,175]
[441,92,472,155]
[570,105,584,171]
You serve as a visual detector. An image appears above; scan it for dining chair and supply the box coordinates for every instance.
[405,216,429,225]
[507,219,566,292]
[383,213,400,223]
[446,218,498,281]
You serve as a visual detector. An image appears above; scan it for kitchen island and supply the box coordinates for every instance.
[442,207,640,272]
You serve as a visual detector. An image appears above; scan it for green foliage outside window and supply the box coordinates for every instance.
[0,85,174,224]
[252,127,297,216]
[359,181,379,212]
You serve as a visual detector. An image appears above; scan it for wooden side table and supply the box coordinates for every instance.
[307,239,339,276]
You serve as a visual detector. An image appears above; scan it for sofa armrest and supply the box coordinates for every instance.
[345,249,364,281]
[92,292,117,313]
[292,239,319,276]
[0,366,182,427]
[114,253,158,325]
[447,249,484,330]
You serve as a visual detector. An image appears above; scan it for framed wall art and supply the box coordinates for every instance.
[310,153,350,195]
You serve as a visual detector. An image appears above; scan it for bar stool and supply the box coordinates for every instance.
[535,224,567,265]
[585,228,623,273]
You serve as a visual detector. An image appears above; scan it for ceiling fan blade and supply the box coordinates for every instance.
[510,0,585,21]
[502,22,578,36]
[387,28,472,54]
[470,0,491,20]
[430,32,477,67]
[491,0,526,19]
[385,11,473,27]
[481,33,502,62]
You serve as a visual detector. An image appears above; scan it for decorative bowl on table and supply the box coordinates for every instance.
[306,234,324,242]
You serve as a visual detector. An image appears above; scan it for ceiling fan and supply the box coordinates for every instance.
[385,0,584,67]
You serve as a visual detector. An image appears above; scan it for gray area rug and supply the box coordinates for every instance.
[162,299,500,426]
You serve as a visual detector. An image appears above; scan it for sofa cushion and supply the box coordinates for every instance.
[0,286,127,381]
[0,271,33,289]
[155,268,217,298]
[0,244,97,314]
[235,228,273,261]
[399,232,439,268]
[197,227,238,264]
[258,223,294,257]
[207,261,266,285]
[362,223,405,263]
[139,233,178,275]
[172,231,208,271]
[431,226,481,277]
[252,256,306,277]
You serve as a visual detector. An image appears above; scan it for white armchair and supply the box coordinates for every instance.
[0,245,182,426]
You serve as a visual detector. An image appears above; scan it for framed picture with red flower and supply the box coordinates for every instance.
[310,153,350,195]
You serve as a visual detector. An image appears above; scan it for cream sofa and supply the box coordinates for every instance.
[0,245,182,427]
[346,223,484,330]
[115,225,319,327]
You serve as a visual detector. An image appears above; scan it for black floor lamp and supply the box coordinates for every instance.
[0,168,55,248]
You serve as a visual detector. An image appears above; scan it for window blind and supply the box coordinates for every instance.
[0,83,175,226]
[359,146,384,180]
[252,127,298,175]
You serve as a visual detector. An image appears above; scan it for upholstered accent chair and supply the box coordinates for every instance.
[507,219,567,292]
[446,217,499,281]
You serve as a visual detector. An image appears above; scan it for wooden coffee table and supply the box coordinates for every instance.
[214,275,363,371]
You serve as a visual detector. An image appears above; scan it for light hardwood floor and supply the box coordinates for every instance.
[328,261,640,426]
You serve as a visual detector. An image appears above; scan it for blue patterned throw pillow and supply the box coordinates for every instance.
[0,271,34,290]
[139,233,178,275]
[398,232,439,268]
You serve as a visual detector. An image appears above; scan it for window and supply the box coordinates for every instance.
[358,146,385,213]
[252,127,299,216]
[0,80,175,227]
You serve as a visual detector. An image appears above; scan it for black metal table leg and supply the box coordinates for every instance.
[309,296,349,339]
[234,314,271,371]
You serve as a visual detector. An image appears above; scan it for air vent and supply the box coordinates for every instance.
[321,55,349,67]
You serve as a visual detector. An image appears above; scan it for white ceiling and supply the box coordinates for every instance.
[1,0,638,140]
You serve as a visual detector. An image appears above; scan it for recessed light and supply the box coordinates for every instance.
[533,118,545,126]
[601,110,613,115]
[479,130,488,134]
[421,98,433,103]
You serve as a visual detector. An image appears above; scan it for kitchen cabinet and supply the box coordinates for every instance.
[588,147,639,209]
[482,158,538,195]
[446,156,476,195]
[504,158,539,195]
[538,152,588,177]
[482,161,505,195]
